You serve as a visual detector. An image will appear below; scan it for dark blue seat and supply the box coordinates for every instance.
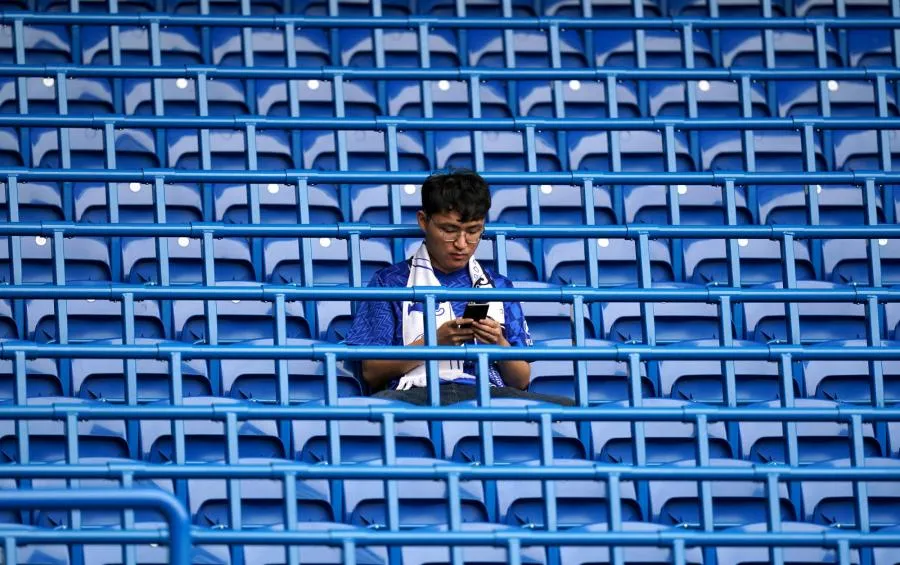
[349,183,420,224]
[651,78,770,119]
[833,129,900,172]
[387,77,513,119]
[76,182,203,225]
[594,29,715,69]
[72,338,211,404]
[84,540,230,565]
[173,282,310,343]
[239,523,387,565]
[166,128,292,170]
[188,457,333,528]
[0,235,110,284]
[140,396,284,463]
[722,29,842,68]
[341,28,460,69]
[649,458,797,529]
[26,290,165,343]
[544,0,662,16]
[518,78,641,119]
[743,281,869,344]
[716,522,860,565]
[624,184,754,226]
[472,238,539,283]
[658,339,792,405]
[0,397,129,463]
[436,130,561,172]
[304,129,428,172]
[600,282,721,344]
[343,457,489,529]
[666,0,787,16]
[496,459,643,528]
[467,29,587,69]
[559,522,704,565]
[218,182,342,226]
[292,398,434,463]
[0,182,63,222]
[418,0,537,16]
[545,237,674,287]
[513,281,597,342]
[400,523,547,564]
[849,29,896,68]
[801,457,900,529]
[84,24,202,67]
[222,339,361,404]
[802,340,900,404]
[824,238,900,286]
[570,129,695,172]
[489,183,617,226]
[30,127,158,170]
[738,399,881,464]
[590,399,733,464]
[683,237,815,286]
[874,526,900,565]
[778,79,899,118]
[0,348,61,402]
[264,237,394,287]
[0,527,72,565]
[0,301,15,340]
[760,185,884,226]
[442,399,585,464]
[795,0,892,17]
[529,338,655,404]
[0,25,72,64]
[123,236,255,285]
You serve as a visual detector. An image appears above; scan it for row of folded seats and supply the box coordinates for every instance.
[8,0,900,17]
[1,337,899,404]
[2,76,899,121]
[1,396,899,465]
[5,523,900,565]
[2,127,899,174]
[2,280,900,344]
[1,23,898,71]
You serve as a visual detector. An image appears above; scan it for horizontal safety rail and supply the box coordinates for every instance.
[5,13,900,30]
[0,403,897,422]
[0,489,192,565]
[2,462,899,480]
[4,65,900,81]
[3,115,900,132]
[2,342,898,361]
[0,222,898,240]
[3,168,900,184]
[0,283,896,302]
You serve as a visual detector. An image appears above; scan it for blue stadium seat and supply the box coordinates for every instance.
[651,78,770,119]
[31,127,158,170]
[292,397,434,463]
[0,76,115,115]
[570,129,694,172]
[716,522,860,565]
[702,129,827,175]
[26,291,165,343]
[123,236,256,284]
[0,529,72,565]
[419,0,537,17]
[76,182,203,225]
[760,185,883,227]
[122,76,251,116]
[795,0,893,17]
[83,24,202,66]
[834,129,900,172]
[473,239,540,283]
[72,339,211,403]
[173,282,310,343]
[387,77,514,119]
[259,76,383,118]
[315,299,354,343]
[722,29,842,68]
[0,397,129,463]
[32,457,173,528]
[239,523,387,565]
[0,182,63,222]
[848,30,896,68]
[489,183,617,226]
[0,127,22,166]
[349,184,420,224]
[264,237,394,287]
[742,281,869,344]
[738,399,882,464]
[824,238,900,286]
[559,522,704,565]
[800,457,900,529]
[442,399,585,464]
[0,235,111,283]
[467,29,588,68]
[0,25,72,64]
[518,79,641,118]
[341,28,460,68]
[600,282,721,344]
[343,457,489,529]
[624,184,754,226]
[890,420,900,457]
[218,182,343,226]
[529,338,656,404]
[0,301,16,340]
[779,79,899,118]
[802,340,900,404]
[513,281,597,342]
[683,237,815,286]
[544,237,674,287]
[590,399,733,464]
[436,130,561,172]
[496,459,643,528]
[400,523,547,565]
[594,29,715,69]
[874,527,900,564]
[545,0,663,16]
[83,540,231,565]
[0,350,61,402]
[305,129,428,171]
[139,396,284,463]
[666,0,787,16]
[166,128,292,170]
[223,339,360,404]
[658,339,792,405]
[188,458,333,528]
[0,478,22,524]
[649,458,797,528]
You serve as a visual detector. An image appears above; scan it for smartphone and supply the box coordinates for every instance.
[462,301,490,323]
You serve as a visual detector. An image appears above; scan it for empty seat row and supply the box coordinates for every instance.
[2,396,898,465]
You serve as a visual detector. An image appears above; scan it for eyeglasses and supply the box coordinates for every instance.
[430,220,484,244]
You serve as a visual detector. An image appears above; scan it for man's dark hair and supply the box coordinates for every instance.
[421,169,491,222]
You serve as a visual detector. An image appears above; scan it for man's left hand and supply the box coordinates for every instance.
[472,318,509,346]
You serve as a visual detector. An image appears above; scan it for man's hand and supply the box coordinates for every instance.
[472,317,509,346]
[436,318,476,345]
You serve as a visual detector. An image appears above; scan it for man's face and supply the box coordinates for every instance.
[417,210,485,273]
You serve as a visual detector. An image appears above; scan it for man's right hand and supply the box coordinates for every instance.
[437,318,476,345]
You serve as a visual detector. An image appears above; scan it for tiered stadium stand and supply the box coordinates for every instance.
[1,0,900,564]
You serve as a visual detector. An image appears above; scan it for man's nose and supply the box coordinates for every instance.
[453,234,469,249]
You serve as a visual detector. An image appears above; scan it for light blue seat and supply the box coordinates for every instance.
[800,457,900,529]
[544,237,674,287]
[803,340,900,404]
[824,238,900,286]
[683,237,815,286]
[0,348,61,401]
[239,523,387,565]
[513,281,597,341]
[400,523,547,565]
[123,236,256,285]
[0,234,111,284]
[559,522,705,565]
[716,522,860,565]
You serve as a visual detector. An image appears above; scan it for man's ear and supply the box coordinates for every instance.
[416,210,428,232]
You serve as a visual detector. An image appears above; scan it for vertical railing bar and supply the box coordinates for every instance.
[447,472,463,565]
[863,179,883,288]
[416,23,436,170]
[14,351,29,467]
[103,121,123,282]
[865,296,886,410]
[849,414,871,533]
[572,294,588,409]
[122,291,138,459]
[672,539,687,565]
[507,538,522,565]
[52,230,70,389]
[7,176,25,339]
[636,232,655,349]
[494,232,509,278]
[765,472,785,565]
[696,413,714,533]
[170,351,186,464]
[342,540,357,565]
[386,124,402,228]
[246,123,263,281]
[663,124,684,280]
[468,75,485,171]
[548,23,568,171]
[274,292,290,454]
[65,411,82,533]
[149,21,166,176]
[152,176,173,338]
[284,470,300,565]
[424,295,440,409]
[837,540,852,565]
[196,71,212,222]
[607,472,624,565]
[332,75,350,222]
[539,412,559,535]
[225,411,242,531]
[348,232,362,290]
[381,412,400,535]
[476,351,496,524]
